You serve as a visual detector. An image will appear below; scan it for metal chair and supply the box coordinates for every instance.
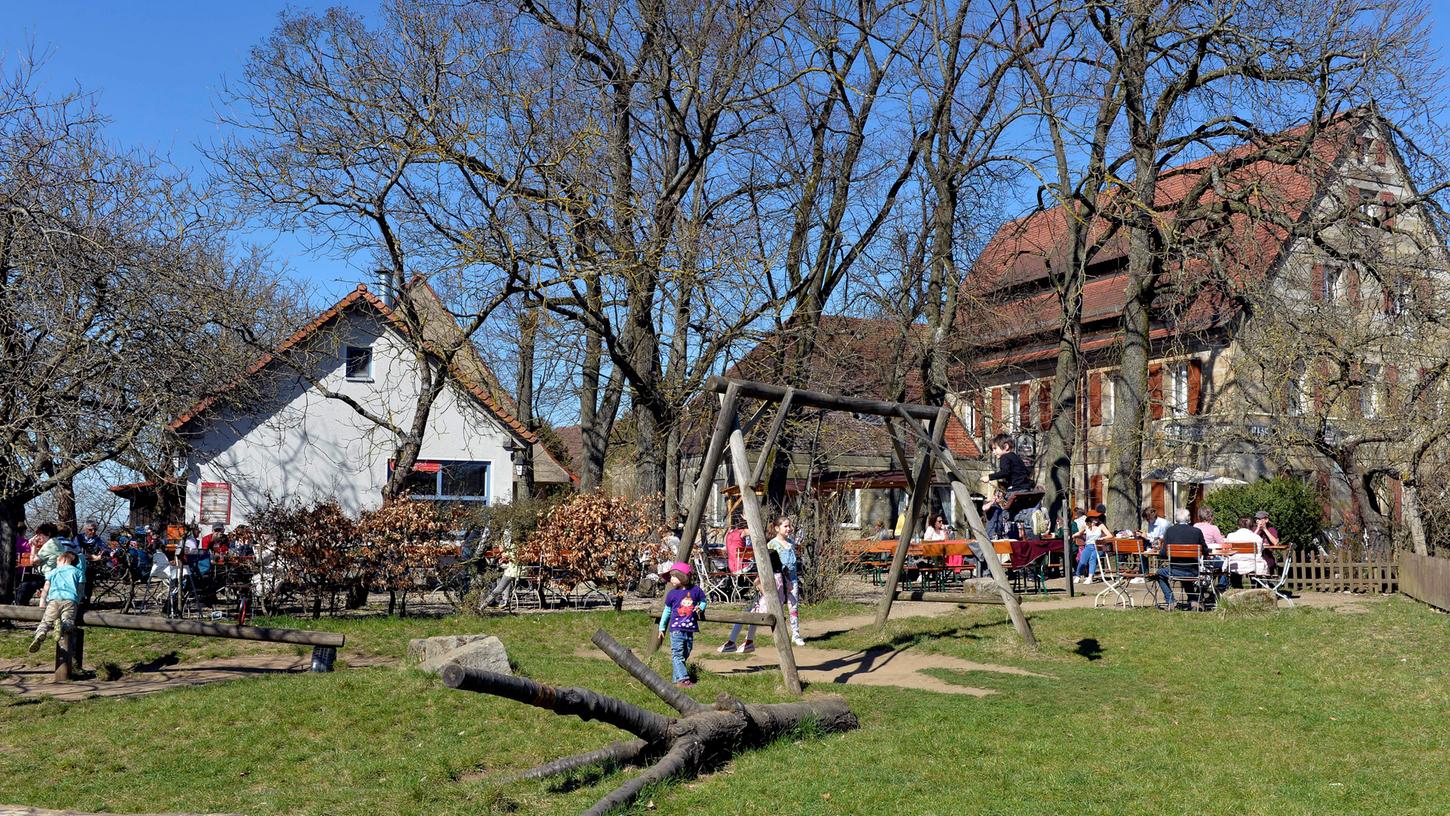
[1250,552,1295,607]
[1095,538,1144,608]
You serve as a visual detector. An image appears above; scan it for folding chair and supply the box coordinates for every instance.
[694,554,737,604]
[1094,538,1144,608]
[1250,552,1295,607]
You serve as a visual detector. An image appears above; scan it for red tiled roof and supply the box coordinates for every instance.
[964,114,1363,359]
[108,481,158,494]
[170,281,576,482]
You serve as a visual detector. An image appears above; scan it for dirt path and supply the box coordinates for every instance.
[0,654,391,702]
[689,600,1047,696]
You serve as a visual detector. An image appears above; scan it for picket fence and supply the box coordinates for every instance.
[1285,552,1398,594]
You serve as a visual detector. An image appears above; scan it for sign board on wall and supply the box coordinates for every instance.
[199,482,232,525]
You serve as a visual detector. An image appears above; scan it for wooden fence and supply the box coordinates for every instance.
[1285,552,1398,594]
[1398,551,1450,611]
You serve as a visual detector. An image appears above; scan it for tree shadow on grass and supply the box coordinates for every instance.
[1074,638,1103,661]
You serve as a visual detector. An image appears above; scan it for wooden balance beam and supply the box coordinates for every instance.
[0,604,344,682]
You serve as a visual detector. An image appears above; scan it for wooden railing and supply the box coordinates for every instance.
[1285,552,1398,594]
[1398,551,1450,611]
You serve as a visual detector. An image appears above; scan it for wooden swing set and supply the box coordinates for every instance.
[672,376,1038,695]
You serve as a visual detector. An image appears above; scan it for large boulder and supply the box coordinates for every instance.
[1218,588,1280,612]
[414,635,513,676]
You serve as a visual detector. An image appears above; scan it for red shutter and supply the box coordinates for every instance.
[1018,383,1030,429]
[1089,475,1104,508]
[1148,365,1164,420]
[1386,364,1400,410]
[1150,481,1166,516]
[1088,373,1103,426]
[1310,264,1325,301]
[1345,266,1361,309]
[1380,191,1396,228]
[1391,477,1403,521]
[973,393,985,438]
[1187,359,1203,415]
[1374,138,1387,166]
[1038,381,1052,431]
[992,387,1003,434]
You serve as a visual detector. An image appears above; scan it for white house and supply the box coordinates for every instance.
[167,280,573,527]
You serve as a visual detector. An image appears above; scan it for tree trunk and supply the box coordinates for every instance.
[1403,479,1429,556]
[441,629,857,816]
[1040,314,1082,521]
[633,403,666,504]
[515,297,539,499]
[664,423,681,521]
[1107,244,1156,527]
[55,474,79,534]
[0,497,25,602]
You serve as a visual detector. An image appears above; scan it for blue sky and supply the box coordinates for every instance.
[6,2,1450,305]
[2,1,359,301]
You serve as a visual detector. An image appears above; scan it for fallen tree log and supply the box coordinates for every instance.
[893,590,1011,605]
[0,605,345,647]
[443,628,856,816]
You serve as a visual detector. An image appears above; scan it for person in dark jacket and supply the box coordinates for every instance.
[981,434,1034,493]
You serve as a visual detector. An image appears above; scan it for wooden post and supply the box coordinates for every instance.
[1063,506,1074,598]
[54,629,76,682]
[724,395,803,695]
[878,408,1038,646]
[947,476,1038,647]
[675,388,739,565]
[875,407,948,624]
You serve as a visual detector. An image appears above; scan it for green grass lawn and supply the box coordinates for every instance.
[2,597,1448,815]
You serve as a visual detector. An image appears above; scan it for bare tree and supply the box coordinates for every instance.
[0,60,287,599]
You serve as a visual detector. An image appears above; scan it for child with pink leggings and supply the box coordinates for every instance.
[716,550,797,653]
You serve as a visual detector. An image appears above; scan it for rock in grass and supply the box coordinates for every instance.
[418,636,512,676]
[408,634,497,664]
[1219,588,1279,612]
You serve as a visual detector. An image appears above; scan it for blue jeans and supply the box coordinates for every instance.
[669,630,694,683]
[1156,564,1199,606]
[1075,542,1098,578]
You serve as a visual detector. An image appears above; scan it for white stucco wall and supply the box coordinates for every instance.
[182,309,518,526]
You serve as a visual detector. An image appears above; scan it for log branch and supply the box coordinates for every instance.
[591,629,707,715]
[582,742,698,816]
[441,665,673,743]
[510,738,652,782]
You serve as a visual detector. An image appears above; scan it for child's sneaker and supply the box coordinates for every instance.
[716,641,737,653]
[27,639,42,653]
[739,641,755,653]
[676,679,695,688]
[792,636,806,647]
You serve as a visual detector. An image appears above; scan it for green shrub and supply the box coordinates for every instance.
[1205,476,1323,549]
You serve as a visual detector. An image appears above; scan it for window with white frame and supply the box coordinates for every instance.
[1361,365,1382,418]
[961,400,980,443]
[1167,362,1191,417]
[345,345,374,381]
[1005,388,1022,431]
[1323,266,1344,301]
[1287,361,1307,416]
[1358,188,1378,218]
[1101,374,1115,425]
[837,489,862,528]
[401,460,491,502]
